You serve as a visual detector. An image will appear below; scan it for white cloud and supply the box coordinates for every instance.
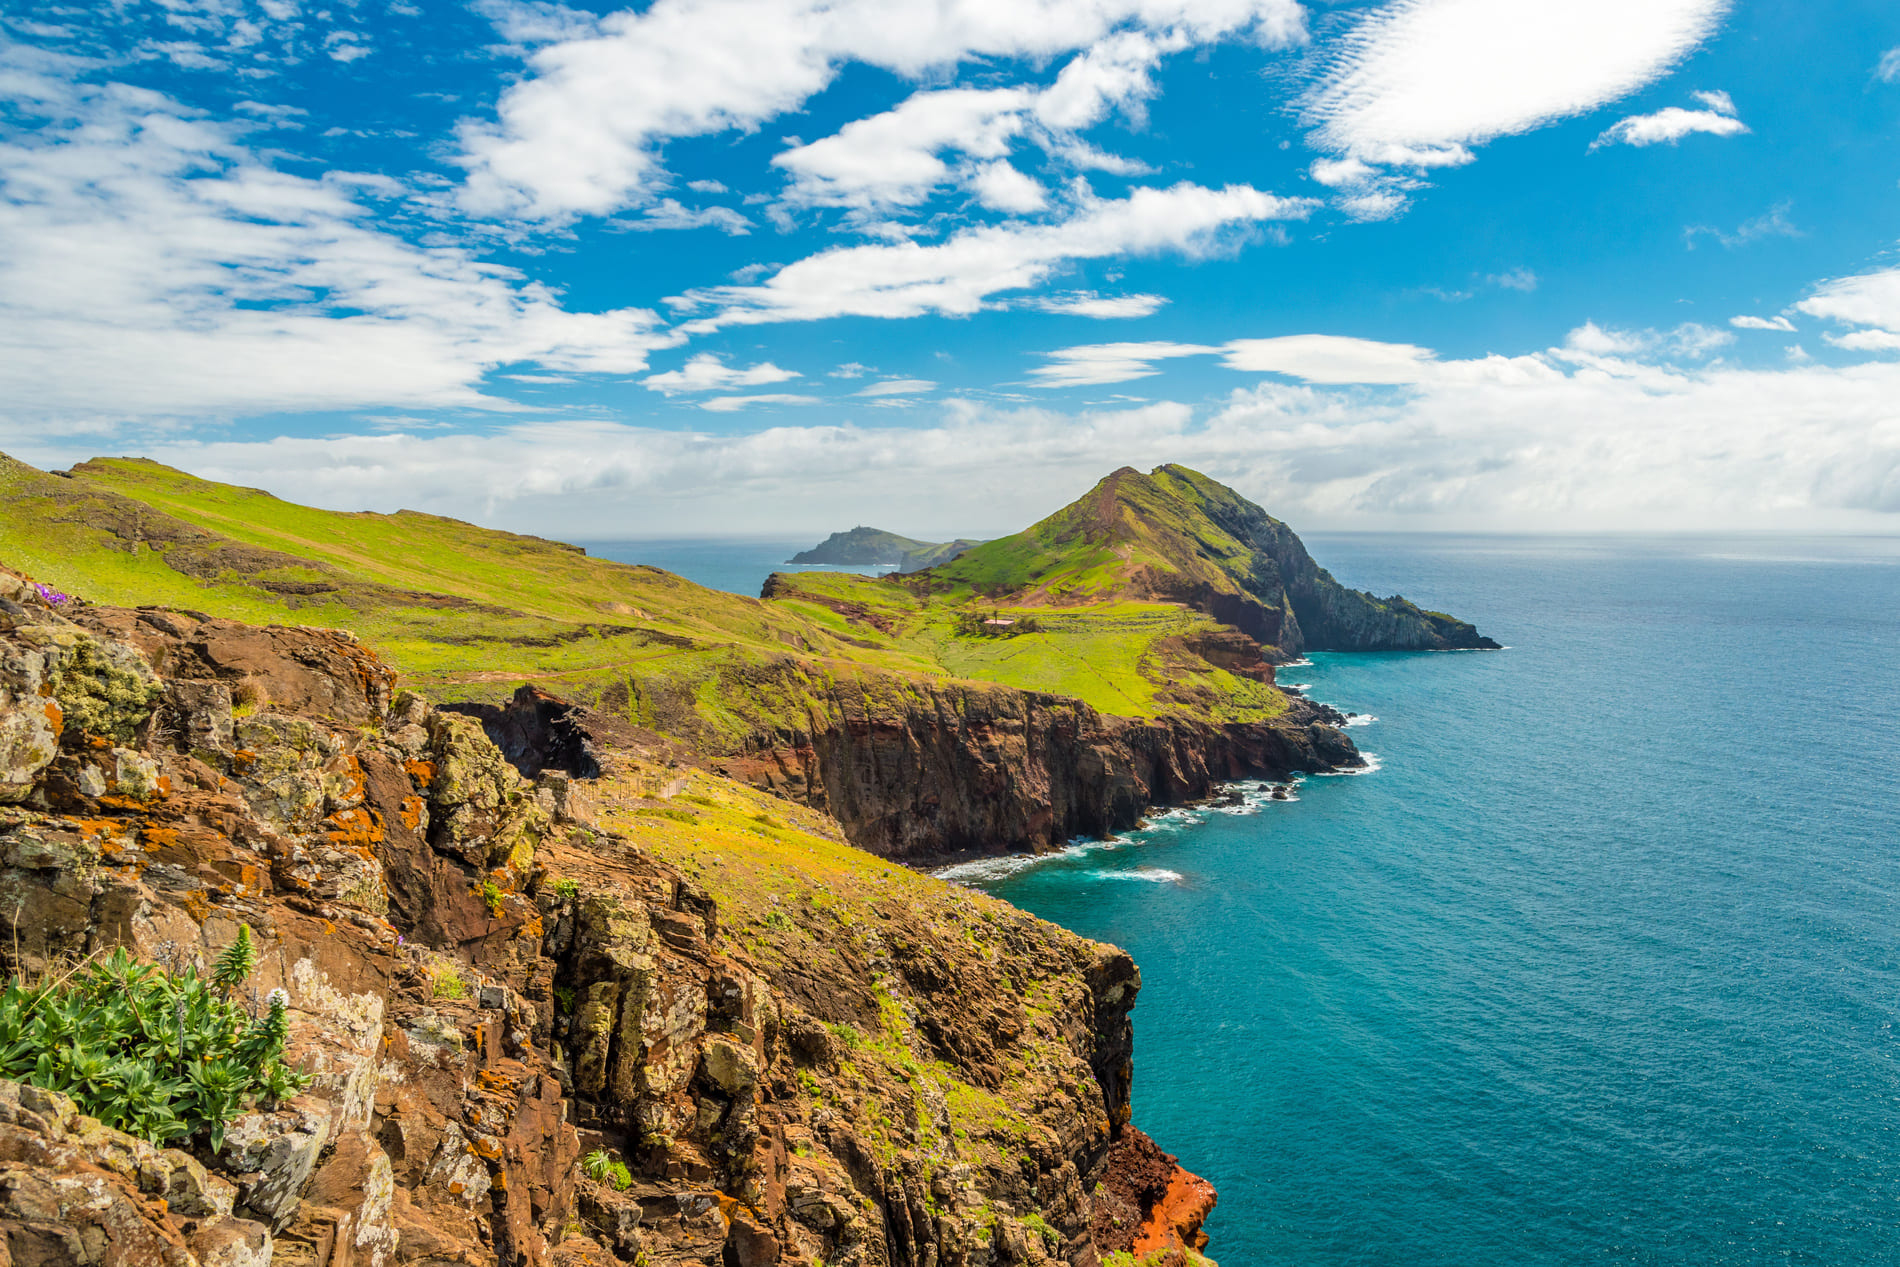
[1028,340,1219,386]
[968,161,1049,213]
[697,392,822,411]
[773,87,1033,214]
[1684,201,1800,249]
[1692,89,1735,114]
[686,179,729,194]
[1223,334,1436,383]
[1797,265,1900,354]
[1031,291,1169,318]
[0,67,672,423]
[1878,47,1900,83]
[455,0,1307,221]
[673,182,1316,330]
[856,379,938,396]
[1730,314,1795,332]
[642,353,800,394]
[1305,0,1729,153]
[1591,100,1746,149]
[1301,0,1729,214]
[1490,267,1538,292]
[80,347,1900,539]
[615,198,752,234]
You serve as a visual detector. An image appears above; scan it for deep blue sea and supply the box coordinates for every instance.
[597,534,1900,1266]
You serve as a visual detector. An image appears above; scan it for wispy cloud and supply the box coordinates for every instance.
[0,62,673,423]
[1878,47,1900,83]
[1730,314,1795,332]
[671,183,1316,331]
[1685,201,1800,249]
[643,353,799,394]
[1591,90,1746,149]
[856,379,937,397]
[1301,0,1730,215]
[698,393,823,412]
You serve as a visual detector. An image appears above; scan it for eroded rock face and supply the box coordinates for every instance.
[0,567,1207,1267]
[718,673,1358,863]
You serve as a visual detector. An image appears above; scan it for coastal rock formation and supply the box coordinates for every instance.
[790,529,983,574]
[0,565,1216,1267]
[921,465,1500,658]
[715,674,1357,864]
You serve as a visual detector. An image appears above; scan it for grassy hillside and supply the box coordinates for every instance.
[919,464,1496,655]
[0,453,1293,737]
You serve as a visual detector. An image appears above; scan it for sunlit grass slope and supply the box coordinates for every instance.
[0,452,1289,733]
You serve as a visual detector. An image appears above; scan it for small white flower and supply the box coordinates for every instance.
[266,988,290,1009]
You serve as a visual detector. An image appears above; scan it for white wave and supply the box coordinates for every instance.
[1088,867,1183,883]
[933,834,1123,885]
[1284,682,1313,691]
[1315,752,1383,776]
[1280,657,1315,668]
[1343,713,1378,727]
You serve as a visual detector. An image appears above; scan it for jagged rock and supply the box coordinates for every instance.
[0,567,1218,1267]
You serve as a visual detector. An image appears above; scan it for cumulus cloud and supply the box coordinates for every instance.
[0,65,672,424]
[672,182,1316,330]
[1730,314,1795,332]
[456,0,1308,222]
[1591,90,1746,149]
[82,346,1900,538]
[1796,264,1900,353]
[1301,0,1729,214]
[642,353,800,394]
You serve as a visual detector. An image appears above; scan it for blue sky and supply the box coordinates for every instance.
[3,0,1900,537]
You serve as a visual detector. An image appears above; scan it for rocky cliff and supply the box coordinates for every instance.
[710,674,1357,865]
[0,566,1215,1267]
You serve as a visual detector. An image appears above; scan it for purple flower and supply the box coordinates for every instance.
[31,583,70,606]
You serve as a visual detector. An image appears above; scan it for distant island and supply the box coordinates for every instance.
[789,525,984,572]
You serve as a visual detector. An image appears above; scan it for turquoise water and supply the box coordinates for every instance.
[948,535,1900,1266]
[600,532,1900,1264]
[576,537,890,596]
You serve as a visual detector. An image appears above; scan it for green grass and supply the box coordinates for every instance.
[0,451,1294,733]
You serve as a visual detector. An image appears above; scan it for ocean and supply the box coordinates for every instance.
[587,533,1900,1265]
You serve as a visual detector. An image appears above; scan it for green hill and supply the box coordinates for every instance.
[916,464,1498,657]
[790,526,983,572]
[0,453,1300,738]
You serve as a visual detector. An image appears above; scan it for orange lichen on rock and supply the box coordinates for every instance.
[1130,1167,1217,1258]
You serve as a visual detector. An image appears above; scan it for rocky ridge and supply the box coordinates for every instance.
[0,566,1215,1267]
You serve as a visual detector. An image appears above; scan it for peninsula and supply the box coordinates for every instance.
[789,527,983,573]
[0,454,1493,1267]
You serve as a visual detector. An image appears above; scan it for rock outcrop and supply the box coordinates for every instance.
[0,565,1216,1267]
[715,675,1357,864]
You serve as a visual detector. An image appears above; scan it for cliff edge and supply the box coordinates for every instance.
[0,564,1214,1267]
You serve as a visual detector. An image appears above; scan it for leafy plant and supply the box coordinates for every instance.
[550,878,580,902]
[0,935,309,1149]
[475,879,506,919]
[581,1147,632,1191]
[431,964,467,1000]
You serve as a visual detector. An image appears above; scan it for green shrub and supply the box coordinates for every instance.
[582,1147,633,1191]
[431,964,467,1000]
[550,878,580,902]
[0,932,308,1150]
[475,879,506,918]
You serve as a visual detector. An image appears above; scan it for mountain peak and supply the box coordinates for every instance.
[922,464,1497,656]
